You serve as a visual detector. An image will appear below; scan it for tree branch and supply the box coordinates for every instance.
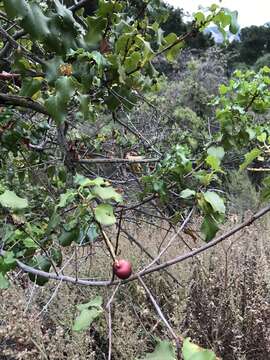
[76,157,160,164]
[3,204,270,287]
[0,93,48,114]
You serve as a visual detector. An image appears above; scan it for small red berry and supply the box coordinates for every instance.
[113,259,132,279]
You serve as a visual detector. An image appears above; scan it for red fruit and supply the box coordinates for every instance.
[113,259,132,279]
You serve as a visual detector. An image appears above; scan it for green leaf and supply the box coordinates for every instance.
[0,190,28,210]
[3,0,29,19]
[257,132,267,143]
[203,191,225,214]
[73,307,103,332]
[28,255,51,286]
[74,174,107,187]
[219,84,228,95]
[239,148,261,171]
[92,186,122,202]
[0,273,10,289]
[182,338,216,360]
[137,340,175,360]
[21,3,50,39]
[45,77,76,124]
[205,156,221,172]
[57,190,76,208]
[207,146,225,161]
[201,215,219,242]
[84,16,107,47]
[23,237,38,249]
[86,223,99,243]
[94,204,116,226]
[47,212,61,233]
[20,77,43,98]
[76,296,103,311]
[50,248,63,267]
[180,189,196,199]
[59,227,80,247]
[228,10,239,34]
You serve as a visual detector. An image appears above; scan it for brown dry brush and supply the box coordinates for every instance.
[181,234,270,360]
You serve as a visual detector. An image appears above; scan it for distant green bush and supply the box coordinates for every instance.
[254,53,270,71]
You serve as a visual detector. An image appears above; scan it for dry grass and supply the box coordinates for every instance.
[1,213,270,359]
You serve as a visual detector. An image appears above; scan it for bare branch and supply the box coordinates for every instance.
[2,203,270,287]
[76,157,160,164]
[0,26,45,65]
[138,276,181,359]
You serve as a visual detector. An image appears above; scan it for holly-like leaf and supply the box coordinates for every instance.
[3,0,28,19]
[45,77,76,124]
[94,204,116,226]
[0,190,28,210]
[137,340,176,360]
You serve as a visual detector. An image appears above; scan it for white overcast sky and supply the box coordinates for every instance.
[165,0,270,27]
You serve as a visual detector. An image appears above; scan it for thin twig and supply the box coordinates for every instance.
[2,203,270,286]
[139,208,194,273]
[138,276,181,359]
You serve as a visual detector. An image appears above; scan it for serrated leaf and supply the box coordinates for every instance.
[3,0,29,19]
[203,191,225,214]
[137,340,175,360]
[0,190,28,210]
[21,3,50,39]
[84,16,107,46]
[94,204,116,226]
[72,308,103,332]
[239,148,261,171]
[45,77,76,124]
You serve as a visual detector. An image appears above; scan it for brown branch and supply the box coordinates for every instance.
[3,203,270,287]
[0,29,26,59]
[76,157,160,164]
[0,93,48,114]
[121,228,181,285]
[138,276,181,359]
[0,26,45,65]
